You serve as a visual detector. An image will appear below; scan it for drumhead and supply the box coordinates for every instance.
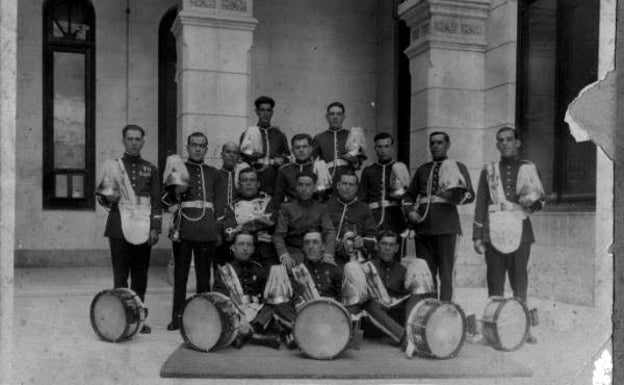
[91,291,127,342]
[494,298,529,351]
[424,303,465,358]
[294,299,351,360]
[181,295,223,352]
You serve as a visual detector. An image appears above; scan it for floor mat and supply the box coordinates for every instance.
[160,339,533,379]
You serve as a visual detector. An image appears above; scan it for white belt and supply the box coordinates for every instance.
[417,196,449,204]
[488,203,525,213]
[180,201,214,209]
[369,200,397,210]
[327,159,349,168]
[258,232,272,243]
[122,196,151,205]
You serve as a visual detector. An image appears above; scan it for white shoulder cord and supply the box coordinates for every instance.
[416,162,437,222]
[331,130,338,179]
[376,162,388,227]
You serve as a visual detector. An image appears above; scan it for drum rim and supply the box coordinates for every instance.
[180,292,235,352]
[90,288,136,343]
[482,297,530,352]
[410,300,467,359]
[294,298,353,360]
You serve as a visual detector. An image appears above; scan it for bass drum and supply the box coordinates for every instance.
[90,288,148,343]
[294,298,352,360]
[406,298,466,359]
[481,296,529,351]
[180,292,241,352]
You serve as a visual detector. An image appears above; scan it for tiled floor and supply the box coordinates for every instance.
[10,266,612,385]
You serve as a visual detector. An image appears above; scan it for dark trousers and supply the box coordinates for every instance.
[171,240,215,321]
[257,166,278,196]
[109,238,151,302]
[252,303,297,332]
[347,300,405,344]
[485,242,531,302]
[414,234,457,301]
[363,294,434,338]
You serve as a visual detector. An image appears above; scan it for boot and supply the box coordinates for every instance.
[282,332,297,350]
[249,333,281,349]
[231,333,250,349]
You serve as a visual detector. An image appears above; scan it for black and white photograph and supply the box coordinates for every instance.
[0,0,619,384]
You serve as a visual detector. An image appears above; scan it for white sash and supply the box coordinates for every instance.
[485,162,525,254]
[116,159,151,245]
[234,196,271,225]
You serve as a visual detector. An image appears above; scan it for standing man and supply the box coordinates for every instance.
[312,102,365,185]
[219,141,244,208]
[358,133,410,251]
[97,124,161,334]
[473,127,544,344]
[404,132,474,301]
[273,172,336,268]
[273,134,315,205]
[240,96,290,195]
[221,167,279,268]
[325,172,377,265]
[162,132,226,331]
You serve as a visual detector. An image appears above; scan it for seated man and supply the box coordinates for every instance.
[368,230,436,328]
[213,231,294,349]
[325,171,377,265]
[221,167,279,268]
[273,172,336,268]
[295,229,406,348]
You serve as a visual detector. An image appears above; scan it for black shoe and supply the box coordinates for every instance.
[250,333,281,349]
[282,333,297,350]
[231,334,249,349]
[167,321,180,331]
[140,325,151,334]
[526,333,537,344]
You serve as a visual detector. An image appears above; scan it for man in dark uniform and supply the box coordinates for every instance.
[299,230,406,347]
[312,102,364,184]
[404,131,474,301]
[219,141,242,208]
[370,230,435,326]
[358,133,409,260]
[473,127,544,344]
[213,231,287,349]
[98,124,161,334]
[221,167,279,268]
[163,132,226,331]
[273,133,315,204]
[239,96,290,195]
[325,172,377,265]
[273,172,336,269]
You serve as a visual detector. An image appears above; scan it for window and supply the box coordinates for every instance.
[43,0,95,209]
[516,0,598,206]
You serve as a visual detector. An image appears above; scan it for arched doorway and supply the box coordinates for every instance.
[158,7,178,173]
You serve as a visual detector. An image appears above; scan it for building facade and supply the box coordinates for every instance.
[13,0,612,306]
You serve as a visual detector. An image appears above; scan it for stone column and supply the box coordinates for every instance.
[398,0,489,171]
[0,0,17,383]
[172,0,258,166]
[399,0,490,287]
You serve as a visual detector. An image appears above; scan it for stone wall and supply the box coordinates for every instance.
[15,0,178,265]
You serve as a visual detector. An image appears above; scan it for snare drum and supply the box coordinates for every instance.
[90,288,148,343]
[481,296,529,351]
[294,298,352,360]
[406,298,466,359]
[180,292,241,352]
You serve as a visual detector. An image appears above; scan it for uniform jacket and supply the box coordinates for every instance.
[372,258,407,298]
[472,157,543,244]
[213,258,268,298]
[325,196,377,241]
[104,153,162,239]
[239,125,290,168]
[165,160,226,242]
[273,159,314,204]
[273,199,336,257]
[403,159,474,235]
[312,127,355,182]
[299,258,343,299]
[219,167,239,207]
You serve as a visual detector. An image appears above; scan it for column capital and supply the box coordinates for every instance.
[398,0,491,57]
[173,0,258,36]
